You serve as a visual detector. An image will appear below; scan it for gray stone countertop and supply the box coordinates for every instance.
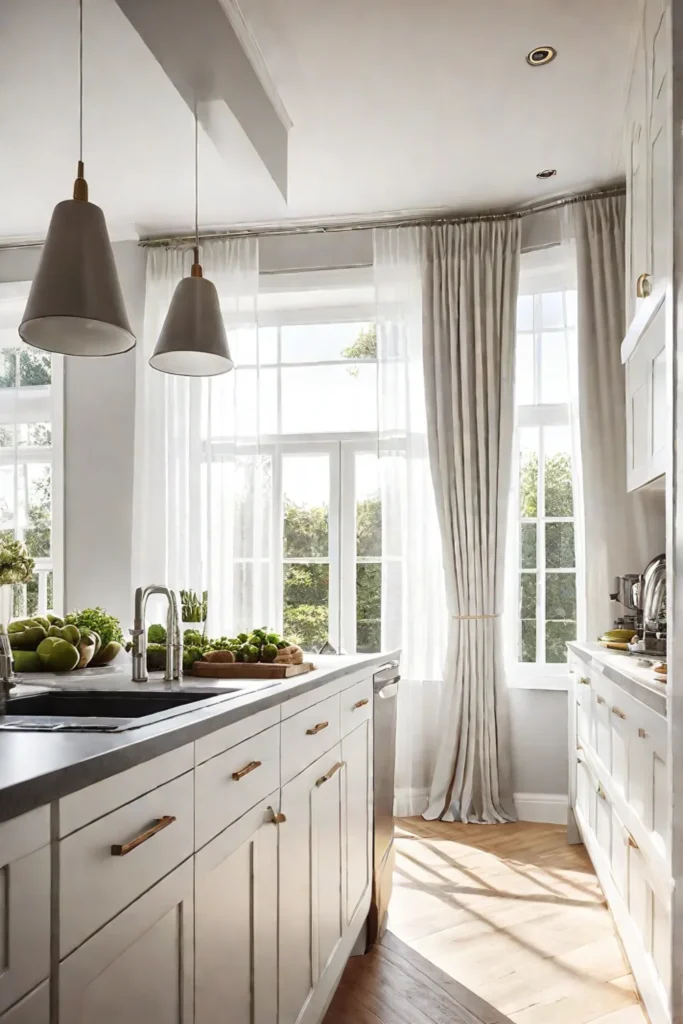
[567,640,666,717]
[0,651,399,825]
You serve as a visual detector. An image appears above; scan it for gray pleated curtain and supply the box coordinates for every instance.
[422,220,521,824]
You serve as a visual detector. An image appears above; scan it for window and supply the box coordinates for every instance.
[0,283,63,617]
[209,267,388,652]
[507,250,582,680]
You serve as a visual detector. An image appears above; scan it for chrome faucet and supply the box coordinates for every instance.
[641,554,666,634]
[130,586,182,684]
[0,629,13,715]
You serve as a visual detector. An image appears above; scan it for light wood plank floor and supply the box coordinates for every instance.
[325,819,649,1024]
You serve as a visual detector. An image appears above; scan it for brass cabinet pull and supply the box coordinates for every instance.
[578,677,590,686]
[353,698,369,709]
[232,760,262,781]
[306,721,329,735]
[596,695,606,705]
[611,706,627,720]
[636,272,652,298]
[111,815,176,856]
[638,728,647,739]
[268,807,286,825]
[597,785,607,801]
[316,761,345,787]
[628,833,639,850]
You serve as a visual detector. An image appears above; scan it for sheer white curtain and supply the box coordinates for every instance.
[374,228,448,817]
[133,238,273,634]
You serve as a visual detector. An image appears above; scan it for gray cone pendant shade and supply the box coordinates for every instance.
[149,102,233,377]
[149,253,233,376]
[19,163,135,356]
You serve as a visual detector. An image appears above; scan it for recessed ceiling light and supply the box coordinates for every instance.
[536,169,557,179]
[527,46,557,67]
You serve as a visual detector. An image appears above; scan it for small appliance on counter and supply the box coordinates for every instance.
[605,554,666,657]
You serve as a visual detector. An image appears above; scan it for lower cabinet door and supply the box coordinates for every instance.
[0,983,49,1024]
[195,794,279,1024]
[59,860,193,1024]
[279,745,345,1024]
[342,718,372,925]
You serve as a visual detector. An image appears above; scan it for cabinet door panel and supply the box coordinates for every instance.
[0,983,49,1024]
[59,861,193,1024]
[342,719,372,924]
[0,844,50,1015]
[195,795,278,1024]
[279,746,344,1024]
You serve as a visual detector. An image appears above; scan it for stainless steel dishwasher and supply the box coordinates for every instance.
[366,658,400,949]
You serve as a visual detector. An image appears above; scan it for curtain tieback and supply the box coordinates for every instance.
[451,613,500,620]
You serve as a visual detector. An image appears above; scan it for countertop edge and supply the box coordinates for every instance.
[567,641,666,717]
[0,651,399,826]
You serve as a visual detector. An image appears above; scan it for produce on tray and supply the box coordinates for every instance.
[9,606,123,672]
[145,624,303,671]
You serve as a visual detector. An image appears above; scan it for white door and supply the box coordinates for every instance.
[279,745,345,1024]
[342,719,372,925]
[195,795,279,1024]
[59,861,193,1024]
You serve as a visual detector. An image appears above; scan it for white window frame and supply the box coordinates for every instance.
[0,281,64,616]
[506,271,583,691]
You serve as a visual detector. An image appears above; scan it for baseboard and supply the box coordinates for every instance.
[514,792,568,824]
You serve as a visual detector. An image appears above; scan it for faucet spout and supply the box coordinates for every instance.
[131,585,182,684]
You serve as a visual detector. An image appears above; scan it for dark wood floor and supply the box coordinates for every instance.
[323,930,511,1024]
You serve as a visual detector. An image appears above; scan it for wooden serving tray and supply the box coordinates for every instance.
[190,661,315,680]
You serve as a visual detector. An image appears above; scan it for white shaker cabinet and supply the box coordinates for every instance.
[342,718,373,925]
[59,860,194,1024]
[622,289,666,491]
[0,984,49,1024]
[0,808,50,1017]
[279,746,345,1024]
[195,794,279,1024]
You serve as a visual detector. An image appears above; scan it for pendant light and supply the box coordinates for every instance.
[149,105,233,377]
[19,0,134,357]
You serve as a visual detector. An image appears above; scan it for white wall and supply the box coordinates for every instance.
[0,239,145,628]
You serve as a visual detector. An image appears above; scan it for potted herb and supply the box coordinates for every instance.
[180,589,208,634]
[0,539,35,630]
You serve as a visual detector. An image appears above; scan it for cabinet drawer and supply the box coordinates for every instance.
[60,770,194,957]
[281,694,341,784]
[195,724,280,850]
[195,705,280,766]
[340,677,372,737]
[0,810,50,1015]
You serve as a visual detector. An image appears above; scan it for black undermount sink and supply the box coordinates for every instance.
[0,688,240,732]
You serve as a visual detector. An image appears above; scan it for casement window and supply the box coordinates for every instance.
[0,282,63,616]
[506,248,583,685]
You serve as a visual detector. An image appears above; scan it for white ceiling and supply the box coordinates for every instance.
[1,0,637,241]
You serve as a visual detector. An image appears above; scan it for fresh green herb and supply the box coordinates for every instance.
[0,538,34,585]
[148,623,167,644]
[65,607,124,649]
[180,589,207,623]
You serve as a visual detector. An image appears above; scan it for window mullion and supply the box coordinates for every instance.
[536,292,546,666]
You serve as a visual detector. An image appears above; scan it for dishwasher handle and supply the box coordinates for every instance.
[377,681,399,699]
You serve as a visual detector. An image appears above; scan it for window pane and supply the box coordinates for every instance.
[20,348,50,387]
[519,428,539,517]
[0,425,14,447]
[356,563,381,653]
[546,573,576,620]
[517,294,533,331]
[227,326,278,366]
[356,453,381,557]
[545,522,575,569]
[546,619,576,663]
[544,427,573,516]
[281,322,375,363]
[24,464,51,558]
[280,364,377,433]
[520,572,536,619]
[283,563,329,649]
[540,333,569,403]
[0,465,15,531]
[521,523,537,569]
[515,334,534,405]
[0,350,17,388]
[24,422,51,447]
[541,292,564,329]
[520,619,536,663]
[282,455,329,558]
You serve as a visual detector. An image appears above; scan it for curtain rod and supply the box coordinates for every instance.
[139,184,625,249]
[0,184,625,253]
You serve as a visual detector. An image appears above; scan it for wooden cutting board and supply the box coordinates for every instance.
[190,661,316,679]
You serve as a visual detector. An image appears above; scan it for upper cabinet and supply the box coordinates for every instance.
[623,0,671,491]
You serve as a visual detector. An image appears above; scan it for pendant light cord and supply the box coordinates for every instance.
[79,0,83,165]
[194,100,199,267]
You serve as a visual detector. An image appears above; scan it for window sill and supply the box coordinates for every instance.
[507,670,570,692]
